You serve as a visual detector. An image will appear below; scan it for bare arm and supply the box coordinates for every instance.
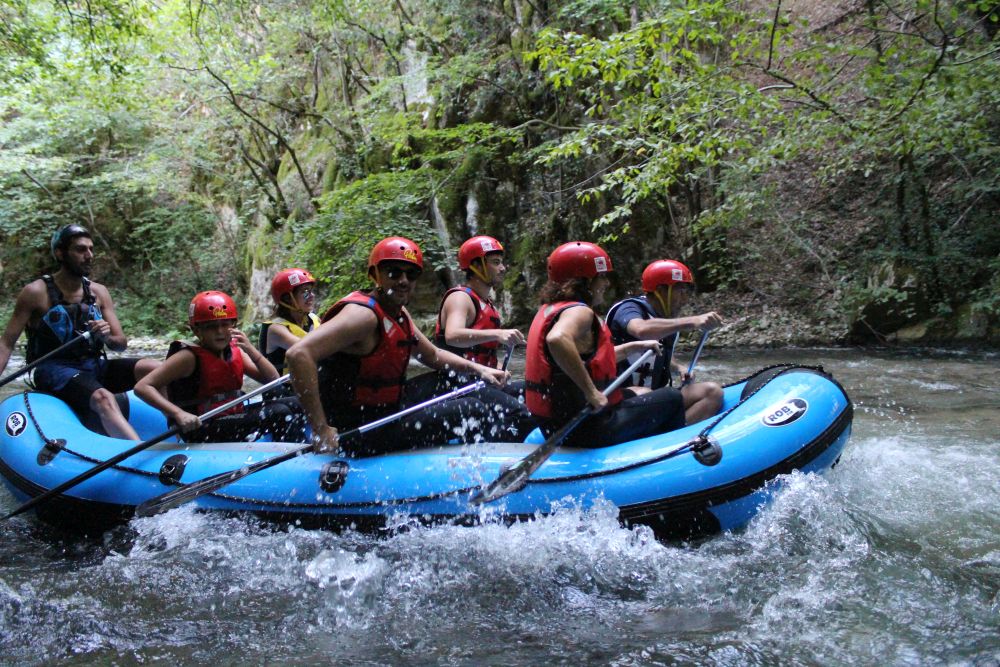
[232,329,279,383]
[613,339,662,362]
[625,311,723,341]
[134,350,201,431]
[546,306,605,412]
[0,283,41,375]
[265,323,301,353]
[412,326,509,386]
[286,304,377,452]
[440,292,525,350]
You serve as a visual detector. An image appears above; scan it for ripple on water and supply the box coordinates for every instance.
[2,349,999,664]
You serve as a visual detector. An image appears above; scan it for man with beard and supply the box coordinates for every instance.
[286,236,510,455]
[0,225,159,440]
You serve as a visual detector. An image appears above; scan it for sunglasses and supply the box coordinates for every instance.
[383,266,422,281]
[295,287,316,298]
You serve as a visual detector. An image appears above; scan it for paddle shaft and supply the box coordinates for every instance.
[680,330,710,388]
[134,379,488,517]
[2,374,291,521]
[470,349,656,505]
[500,342,515,372]
[0,332,92,390]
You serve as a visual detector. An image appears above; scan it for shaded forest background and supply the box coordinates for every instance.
[1,0,998,346]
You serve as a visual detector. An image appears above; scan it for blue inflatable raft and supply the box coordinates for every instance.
[0,365,852,538]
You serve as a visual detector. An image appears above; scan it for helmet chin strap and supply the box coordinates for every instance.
[469,259,489,284]
[654,286,673,318]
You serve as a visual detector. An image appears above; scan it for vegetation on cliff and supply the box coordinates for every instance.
[1,0,997,345]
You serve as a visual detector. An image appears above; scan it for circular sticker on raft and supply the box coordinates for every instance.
[761,398,808,427]
[5,412,28,437]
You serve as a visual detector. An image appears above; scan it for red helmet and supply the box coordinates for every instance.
[189,291,238,325]
[271,268,316,304]
[368,237,424,271]
[458,235,504,270]
[547,241,613,282]
[641,260,693,292]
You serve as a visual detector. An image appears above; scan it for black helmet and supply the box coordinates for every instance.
[50,224,92,260]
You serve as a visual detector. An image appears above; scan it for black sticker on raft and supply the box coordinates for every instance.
[5,412,27,437]
[761,398,808,427]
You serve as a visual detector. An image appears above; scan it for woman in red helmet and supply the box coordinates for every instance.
[606,259,724,423]
[524,242,686,448]
[285,236,511,455]
[135,291,306,443]
[258,268,321,375]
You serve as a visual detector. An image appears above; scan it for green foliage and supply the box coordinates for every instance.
[528,2,779,239]
[294,169,446,304]
[2,0,997,345]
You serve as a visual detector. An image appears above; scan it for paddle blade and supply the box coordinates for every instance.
[134,444,311,517]
[469,409,588,505]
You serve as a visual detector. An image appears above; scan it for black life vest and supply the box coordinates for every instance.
[433,286,502,367]
[606,296,676,389]
[25,275,104,363]
[524,301,622,421]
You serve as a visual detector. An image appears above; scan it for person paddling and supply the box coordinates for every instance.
[258,268,321,376]
[0,225,159,439]
[524,242,685,448]
[134,291,306,443]
[285,236,509,456]
[606,259,723,424]
[435,236,525,366]
[426,235,535,439]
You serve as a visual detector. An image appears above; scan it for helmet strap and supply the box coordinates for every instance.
[469,259,489,284]
[654,286,674,318]
[278,294,307,317]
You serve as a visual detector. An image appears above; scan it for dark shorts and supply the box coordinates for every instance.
[541,385,686,448]
[51,357,140,414]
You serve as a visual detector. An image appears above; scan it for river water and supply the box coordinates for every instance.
[1,347,998,665]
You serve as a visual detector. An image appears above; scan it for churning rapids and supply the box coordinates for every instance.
[1,347,998,665]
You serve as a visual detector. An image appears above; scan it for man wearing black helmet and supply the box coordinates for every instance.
[0,225,159,440]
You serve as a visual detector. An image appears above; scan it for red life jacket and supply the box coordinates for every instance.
[165,340,245,416]
[319,291,417,409]
[434,286,502,367]
[525,301,622,420]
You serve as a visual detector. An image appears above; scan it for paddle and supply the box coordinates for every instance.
[0,332,92,390]
[2,374,291,521]
[679,329,711,388]
[134,378,489,517]
[500,341,515,372]
[470,348,656,506]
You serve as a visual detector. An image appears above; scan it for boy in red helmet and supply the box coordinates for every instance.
[606,259,723,424]
[286,237,511,455]
[0,225,159,439]
[135,291,306,443]
[426,235,535,439]
[524,242,685,448]
[435,235,525,365]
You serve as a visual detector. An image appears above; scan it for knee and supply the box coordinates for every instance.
[90,388,120,415]
[705,382,723,405]
[135,358,161,381]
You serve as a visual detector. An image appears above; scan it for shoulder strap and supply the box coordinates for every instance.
[81,277,96,305]
[41,275,63,307]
